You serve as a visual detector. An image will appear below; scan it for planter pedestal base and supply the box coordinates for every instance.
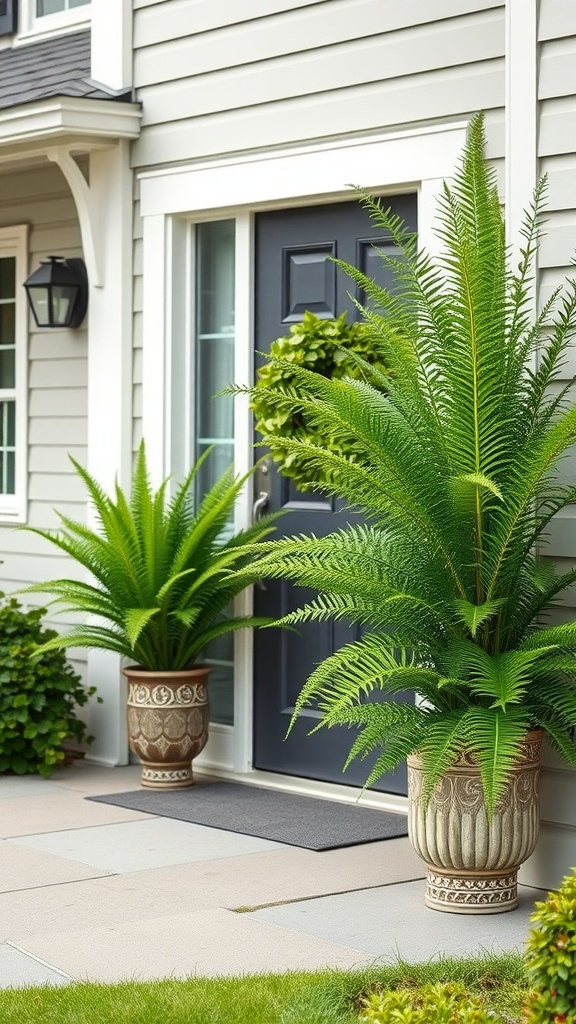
[140,762,194,789]
[425,867,519,915]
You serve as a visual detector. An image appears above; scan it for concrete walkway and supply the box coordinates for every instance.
[0,764,542,988]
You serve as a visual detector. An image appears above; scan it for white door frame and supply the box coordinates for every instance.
[138,121,468,780]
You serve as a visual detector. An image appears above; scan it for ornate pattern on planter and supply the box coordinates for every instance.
[124,666,211,790]
[130,683,208,707]
[140,766,194,786]
[407,730,543,915]
[425,869,518,914]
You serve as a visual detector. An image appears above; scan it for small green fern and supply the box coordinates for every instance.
[23,444,280,671]
[241,112,576,813]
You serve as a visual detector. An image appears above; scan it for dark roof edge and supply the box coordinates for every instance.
[81,78,134,102]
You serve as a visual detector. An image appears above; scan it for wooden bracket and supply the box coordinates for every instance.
[46,146,103,288]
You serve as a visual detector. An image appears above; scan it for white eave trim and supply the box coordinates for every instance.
[0,96,141,148]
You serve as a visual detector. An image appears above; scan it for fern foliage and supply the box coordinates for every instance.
[242,113,576,813]
[23,444,280,671]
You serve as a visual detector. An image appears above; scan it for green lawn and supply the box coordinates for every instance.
[0,952,528,1024]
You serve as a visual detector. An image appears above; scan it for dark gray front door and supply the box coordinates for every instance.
[253,197,417,792]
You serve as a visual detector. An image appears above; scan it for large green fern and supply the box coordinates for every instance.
[240,113,576,813]
[23,444,280,671]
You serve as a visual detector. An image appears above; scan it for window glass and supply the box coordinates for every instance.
[37,0,89,15]
[0,399,15,495]
[0,280,16,390]
[0,260,15,300]
[0,402,15,494]
[195,219,235,492]
[0,238,26,518]
[0,256,16,497]
[194,220,236,726]
[0,349,16,391]
[0,304,15,346]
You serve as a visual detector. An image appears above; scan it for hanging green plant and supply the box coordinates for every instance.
[250,310,389,489]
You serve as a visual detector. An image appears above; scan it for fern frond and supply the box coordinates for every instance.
[23,444,281,671]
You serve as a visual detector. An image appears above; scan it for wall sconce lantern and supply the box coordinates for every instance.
[23,256,88,329]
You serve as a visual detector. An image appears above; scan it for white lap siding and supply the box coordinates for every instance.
[132,0,505,169]
[518,0,576,888]
[130,0,506,465]
[0,162,87,677]
[132,187,143,453]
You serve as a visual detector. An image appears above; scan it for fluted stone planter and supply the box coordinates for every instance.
[124,666,211,790]
[407,730,543,914]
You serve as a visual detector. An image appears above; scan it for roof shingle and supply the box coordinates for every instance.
[0,30,131,111]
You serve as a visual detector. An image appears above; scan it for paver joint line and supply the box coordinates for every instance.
[229,875,426,913]
[5,941,74,980]
[1,872,120,895]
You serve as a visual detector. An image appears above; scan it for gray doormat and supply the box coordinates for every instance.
[87,782,408,851]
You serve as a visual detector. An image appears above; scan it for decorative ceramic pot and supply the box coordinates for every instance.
[124,666,211,789]
[407,729,543,914]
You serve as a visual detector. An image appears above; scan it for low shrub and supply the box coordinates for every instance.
[0,593,96,777]
[359,981,496,1023]
[524,868,576,1023]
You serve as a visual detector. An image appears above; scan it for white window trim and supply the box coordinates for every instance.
[139,121,468,779]
[0,225,28,523]
[18,0,91,44]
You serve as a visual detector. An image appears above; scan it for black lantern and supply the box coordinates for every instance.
[23,256,88,329]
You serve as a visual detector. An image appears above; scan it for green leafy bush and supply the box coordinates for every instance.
[0,594,96,777]
[359,982,495,1023]
[524,868,576,1023]
[250,310,389,489]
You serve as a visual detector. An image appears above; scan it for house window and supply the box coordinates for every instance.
[0,228,27,521]
[36,0,89,14]
[0,261,16,496]
[19,0,90,38]
[194,219,236,725]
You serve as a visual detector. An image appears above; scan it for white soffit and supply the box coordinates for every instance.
[0,96,141,149]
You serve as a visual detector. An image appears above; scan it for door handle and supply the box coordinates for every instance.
[252,491,269,522]
[253,457,272,524]
[253,492,269,591]
[253,458,272,590]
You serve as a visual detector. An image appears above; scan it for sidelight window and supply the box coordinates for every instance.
[194,220,235,501]
[193,219,236,725]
